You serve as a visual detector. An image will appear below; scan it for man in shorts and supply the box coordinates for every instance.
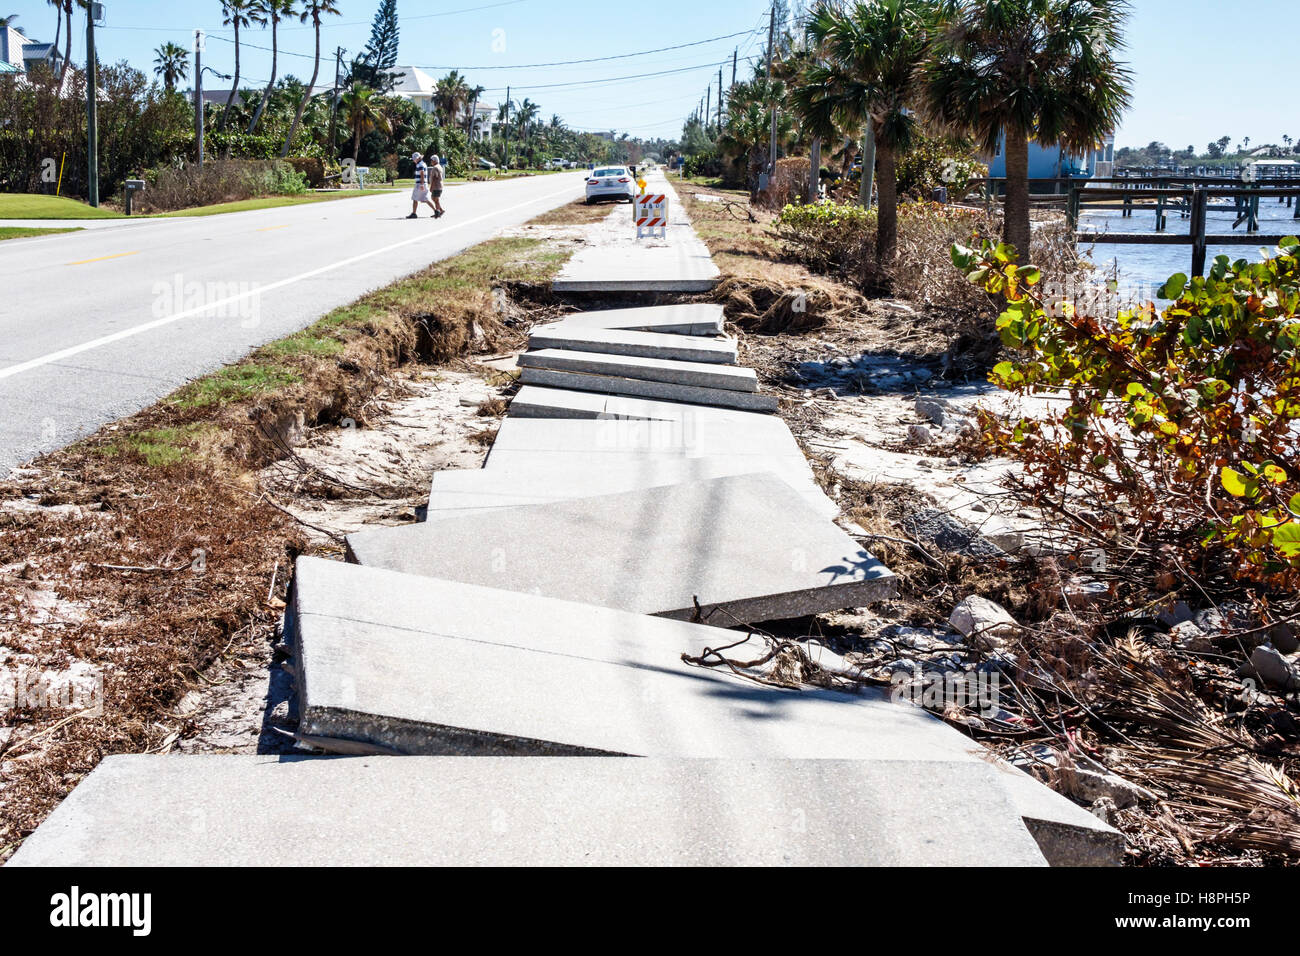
[408,151,437,219]
[428,153,445,218]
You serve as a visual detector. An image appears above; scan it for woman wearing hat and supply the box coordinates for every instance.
[408,152,438,219]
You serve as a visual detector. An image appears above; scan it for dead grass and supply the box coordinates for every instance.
[527,196,613,226]
[0,223,583,859]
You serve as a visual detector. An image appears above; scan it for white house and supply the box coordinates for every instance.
[1,26,63,76]
[384,66,494,141]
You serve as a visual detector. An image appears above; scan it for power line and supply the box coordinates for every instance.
[477,58,734,94]
[412,29,759,71]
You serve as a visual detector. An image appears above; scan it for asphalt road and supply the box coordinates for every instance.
[0,173,586,472]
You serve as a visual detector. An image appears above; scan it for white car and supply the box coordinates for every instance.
[585,165,636,204]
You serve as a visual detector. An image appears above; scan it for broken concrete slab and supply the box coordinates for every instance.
[277,558,1117,863]
[346,473,894,621]
[546,303,725,336]
[484,414,806,468]
[518,349,759,392]
[428,458,839,520]
[528,325,738,364]
[509,386,775,424]
[519,366,779,412]
[7,754,1049,866]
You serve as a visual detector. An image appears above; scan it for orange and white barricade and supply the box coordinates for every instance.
[634,192,668,239]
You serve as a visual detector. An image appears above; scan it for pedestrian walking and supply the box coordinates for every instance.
[408,152,437,219]
[428,154,445,218]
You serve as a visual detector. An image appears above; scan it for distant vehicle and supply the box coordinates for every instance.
[477,157,497,169]
[585,165,636,204]
[547,158,570,170]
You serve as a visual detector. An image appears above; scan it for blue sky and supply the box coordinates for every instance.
[3,0,1295,147]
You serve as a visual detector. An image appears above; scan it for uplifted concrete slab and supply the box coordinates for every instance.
[508,386,780,425]
[528,325,738,364]
[346,472,894,621]
[519,366,779,412]
[547,303,725,336]
[484,414,807,468]
[553,182,720,293]
[7,754,1048,867]
[518,349,758,392]
[274,558,1116,863]
[428,458,839,520]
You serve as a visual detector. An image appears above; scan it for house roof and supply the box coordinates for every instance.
[384,66,433,97]
[0,60,22,74]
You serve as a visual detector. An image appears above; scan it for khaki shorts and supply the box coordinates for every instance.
[412,185,431,202]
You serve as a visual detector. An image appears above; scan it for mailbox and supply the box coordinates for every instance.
[124,179,146,216]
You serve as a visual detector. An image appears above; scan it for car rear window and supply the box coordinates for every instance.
[593,168,625,177]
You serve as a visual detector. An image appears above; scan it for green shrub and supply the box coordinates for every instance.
[954,236,1300,590]
[773,199,875,274]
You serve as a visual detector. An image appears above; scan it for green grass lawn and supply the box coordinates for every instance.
[0,194,126,220]
[0,226,83,241]
[156,189,399,218]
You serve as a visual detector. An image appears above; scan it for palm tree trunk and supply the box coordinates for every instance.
[219,21,240,133]
[807,136,821,203]
[353,122,361,165]
[858,125,875,207]
[282,17,321,157]
[1003,126,1032,259]
[875,141,898,267]
[59,3,71,86]
[248,17,278,134]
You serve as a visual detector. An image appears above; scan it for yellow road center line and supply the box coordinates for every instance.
[67,250,140,266]
[257,224,290,232]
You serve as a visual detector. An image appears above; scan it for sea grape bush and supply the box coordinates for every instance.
[952,236,1300,589]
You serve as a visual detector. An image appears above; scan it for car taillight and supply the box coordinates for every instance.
[586,179,599,185]
[617,177,630,183]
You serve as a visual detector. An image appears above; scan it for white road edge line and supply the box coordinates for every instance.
[0,182,579,382]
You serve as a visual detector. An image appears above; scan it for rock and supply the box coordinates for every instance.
[1063,578,1109,608]
[1193,608,1227,634]
[1069,768,1158,809]
[910,368,933,384]
[1241,646,1300,692]
[902,508,1005,559]
[950,596,1020,650]
[459,393,492,407]
[1270,622,1299,655]
[1156,600,1194,628]
[1170,621,1214,653]
[906,424,934,445]
[879,299,916,315]
[916,397,947,426]
[1090,797,1118,825]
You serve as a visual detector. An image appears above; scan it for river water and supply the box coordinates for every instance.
[1078,197,1299,291]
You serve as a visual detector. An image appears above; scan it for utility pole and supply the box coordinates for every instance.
[705,87,710,134]
[194,30,204,166]
[85,2,100,206]
[505,85,511,169]
[718,68,723,127]
[731,48,737,88]
[328,46,345,163]
[765,2,778,181]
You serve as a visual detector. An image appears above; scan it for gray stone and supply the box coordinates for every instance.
[518,366,779,413]
[528,325,738,364]
[1170,621,1214,653]
[1270,622,1299,654]
[1157,600,1194,628]
[346,473,896,622]
[1067,767,1159,809]
[903,508,1005,559]
[518,348,759,392]
[7,754,1048,867]
[1063,579,1110,608]
[906,424,934,445]
[1243,645,1300,692]
[916,397,948,426]
[950,596,1020,649]
[544,304,725,337]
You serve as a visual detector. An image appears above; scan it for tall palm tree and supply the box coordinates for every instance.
[515,97,540,158]
[219,1,254,132]
[794,0,933,266]
[340,82,391,163]
[719,78,795,199]
[464,83,485,138]
[0,15,19,27]
[433,70,471,127]
[57,1,79,87]
[927,0,1132,258]
[247,0,296,135]
[153,41,190,93]
[282,0,340,156]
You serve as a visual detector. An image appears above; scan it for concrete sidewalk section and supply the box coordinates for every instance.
[6,754,1049,866]
[527,325,739,364]
[346,473,895,621]
[545,303,726,336]
[518,367,780,412]
[553,176,720,293]
[517,349,760,392]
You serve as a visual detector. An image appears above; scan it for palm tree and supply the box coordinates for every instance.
[433,70,472,127]
[58,1,79,87]
[927,0,1132,259]
[153,41,190,93]
[282,0,340,156]
[247,0,296,135]
[719,78,795,199]
[464,83,486,138]
[794,0,932,266]
[340,82,391,163]
[219,1,255,132]
[515,97,540,160]
[0,15,19,27]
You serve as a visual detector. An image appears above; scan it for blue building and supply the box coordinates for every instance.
[986,131,1115,182]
